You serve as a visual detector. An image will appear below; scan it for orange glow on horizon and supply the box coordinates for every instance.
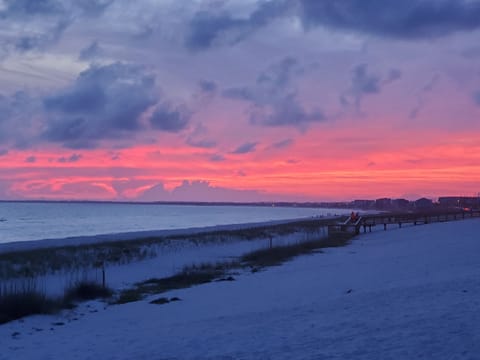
[1,127,480,201]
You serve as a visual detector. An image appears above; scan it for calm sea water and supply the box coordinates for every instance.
[0,202,347,244]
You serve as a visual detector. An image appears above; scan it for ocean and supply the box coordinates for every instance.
[0,202,347,244]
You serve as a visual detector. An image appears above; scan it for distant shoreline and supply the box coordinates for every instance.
[0,199,340,209]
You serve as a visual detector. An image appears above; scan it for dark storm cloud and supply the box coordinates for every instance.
[299,0,480,39]
[341,64,401,112]
[183,0,480,51]
[149,103,190,133]
[224,57,325,128]
[79,40,103,61]
[0,0,64,17]
[43,62,158,148]
[57,153,82,163]
[185,0,291,50]
[1,0,114,55]
[231,142,257,154]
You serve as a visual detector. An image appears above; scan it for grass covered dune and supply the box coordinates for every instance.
[0,217,334,279]
[0,216,345,323]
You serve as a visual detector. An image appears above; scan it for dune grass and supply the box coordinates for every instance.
[116,261,239,304]
[241,232,353,268]
[116,232,355,304]
[0,280,113,325]
[1,229,354,321]
[63,281,113,303]
[0,287,60,325]
[0,217,336,280]
[1,218,349,318]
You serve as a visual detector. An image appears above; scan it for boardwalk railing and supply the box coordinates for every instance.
[328,209,480,235]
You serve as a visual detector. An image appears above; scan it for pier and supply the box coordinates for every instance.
[328,209,480,235]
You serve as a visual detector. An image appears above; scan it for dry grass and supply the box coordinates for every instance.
[241,232,354,267]
[116,262,239,304]
[116,232,354,304]
[0,217,337,279]
[0,279,113,325]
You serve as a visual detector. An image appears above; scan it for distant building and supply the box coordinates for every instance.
[353,200,375,209]
[392,198,411,209]
[375,198,392,210]
[414,197,434,209]
[438,196,480,209]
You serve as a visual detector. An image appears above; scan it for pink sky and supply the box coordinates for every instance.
[1,1,480,202]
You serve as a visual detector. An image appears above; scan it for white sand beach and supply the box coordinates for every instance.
[1,218,479,359]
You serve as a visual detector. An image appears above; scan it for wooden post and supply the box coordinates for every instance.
[102,264,106,289]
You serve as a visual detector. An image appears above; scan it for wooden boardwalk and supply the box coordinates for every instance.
[328,209,480,235]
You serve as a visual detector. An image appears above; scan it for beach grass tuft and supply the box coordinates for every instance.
[0,281,60,324]
[241,232,354,267]
[0,278,113,325]
[63,280,113,303]
[116,261,239,304]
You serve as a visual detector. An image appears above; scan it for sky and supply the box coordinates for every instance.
[1,0,480,202]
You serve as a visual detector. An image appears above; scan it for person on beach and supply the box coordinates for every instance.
[350,212,356,222]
